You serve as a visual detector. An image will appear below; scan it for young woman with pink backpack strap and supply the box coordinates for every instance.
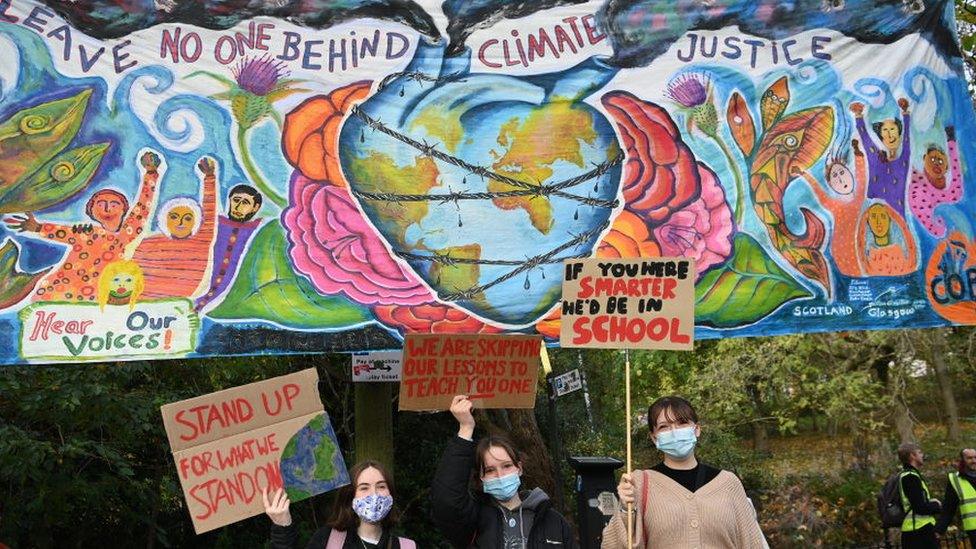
[264,460,417,549]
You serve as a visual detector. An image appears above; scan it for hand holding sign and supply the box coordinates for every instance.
[616,472,635,507]
[450,395,476,439]
[262,488,292,527]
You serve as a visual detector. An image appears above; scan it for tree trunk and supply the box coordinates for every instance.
[751,420,770,455]
[745,381,770,455]
[145,474,161,549]
[872,347,915,444]
[930,340,961,442]
[354,383,394,470]
[888,373,916,444]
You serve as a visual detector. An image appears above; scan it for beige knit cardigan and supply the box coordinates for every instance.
[601,469,766,549]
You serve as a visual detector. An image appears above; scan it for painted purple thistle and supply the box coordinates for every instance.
[666,73,710,108]
[232,55,288,96]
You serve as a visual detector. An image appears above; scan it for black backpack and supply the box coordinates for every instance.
[878,472,906,528]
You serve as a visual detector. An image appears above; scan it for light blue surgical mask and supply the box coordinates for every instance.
[655,426,698,459]
[483,473,521,501]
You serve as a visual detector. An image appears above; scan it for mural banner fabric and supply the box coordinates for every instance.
[1,0,975,364]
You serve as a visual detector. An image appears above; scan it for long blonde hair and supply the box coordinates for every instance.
[97,260,145,311]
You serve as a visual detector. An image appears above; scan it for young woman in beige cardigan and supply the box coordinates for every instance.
[601,396,767,548]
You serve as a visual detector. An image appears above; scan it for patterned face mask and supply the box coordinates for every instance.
[352,493,394,523]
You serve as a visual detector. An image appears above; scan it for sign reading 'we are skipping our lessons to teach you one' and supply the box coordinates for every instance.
[398,333,542,411]
[160,369,349,534]
[560,258,696,351]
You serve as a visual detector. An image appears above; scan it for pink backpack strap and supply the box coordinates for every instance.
[326,529,347,549]
[398,537,416,549]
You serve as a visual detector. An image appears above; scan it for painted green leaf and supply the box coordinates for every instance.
[0,89,92,191]
[695,233,812,328]
[208,222,373,329]
[0,239,51,310]
[0,143,109,214]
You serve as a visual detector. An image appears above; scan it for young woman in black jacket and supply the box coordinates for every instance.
[430,395,578,548]
[264,460,416,549]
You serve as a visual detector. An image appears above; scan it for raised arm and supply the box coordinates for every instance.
[197,157,219,238]
[898,99,911,158]
[853,139,868,197]
[793,167,833,209]
[851,103,878,156]
[120,151,163,236]
[429,396,482,549]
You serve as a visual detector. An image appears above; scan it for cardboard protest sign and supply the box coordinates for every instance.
[351,351,403,382]
[160,369,349,534]
[399,333,542,411]
[560,258,695,351]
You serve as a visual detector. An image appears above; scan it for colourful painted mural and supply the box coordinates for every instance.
[0,0,974,364]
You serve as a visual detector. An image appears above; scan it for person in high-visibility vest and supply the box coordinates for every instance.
[897,442,942,549]
[935,448,976,546]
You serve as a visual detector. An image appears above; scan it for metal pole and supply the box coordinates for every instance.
[578,349,595,428]
[546,372,567,510]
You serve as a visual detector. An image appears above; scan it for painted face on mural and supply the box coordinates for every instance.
[166,205,197,239]
[86,190,128,231]
[227,185,262,222]
[879,119,902,152]
[826,161,855,194]
[867,204,892,243]
[924,146,948,187]
[110,272,135,299]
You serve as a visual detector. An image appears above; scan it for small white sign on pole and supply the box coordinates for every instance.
[552,368,583,397]
[351,351,402,382]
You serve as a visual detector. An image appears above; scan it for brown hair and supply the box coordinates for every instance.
[648,396,699,434]
[328,460,399,531]
[898,443,921,466]
[474,434,523,484]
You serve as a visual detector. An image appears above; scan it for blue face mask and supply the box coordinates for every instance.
[483,473,521,501]
[352,494,393,523]
[655,426,698,459]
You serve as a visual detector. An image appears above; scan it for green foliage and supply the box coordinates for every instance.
[208,223,372,329]
[0,142,110,215]
[695,233,812,328]
[0,355,352,548]
[959,0,976,96]
[0,239,51,309]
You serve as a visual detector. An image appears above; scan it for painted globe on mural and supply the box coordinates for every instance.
[338,43,623,326]
[280,414,350,501]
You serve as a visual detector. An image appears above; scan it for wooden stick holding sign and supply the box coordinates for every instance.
[560,257,696,549]
[398,333,542,411]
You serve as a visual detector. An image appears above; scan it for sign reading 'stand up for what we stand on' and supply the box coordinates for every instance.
[560,258,696,350]
[160,369,349,534]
